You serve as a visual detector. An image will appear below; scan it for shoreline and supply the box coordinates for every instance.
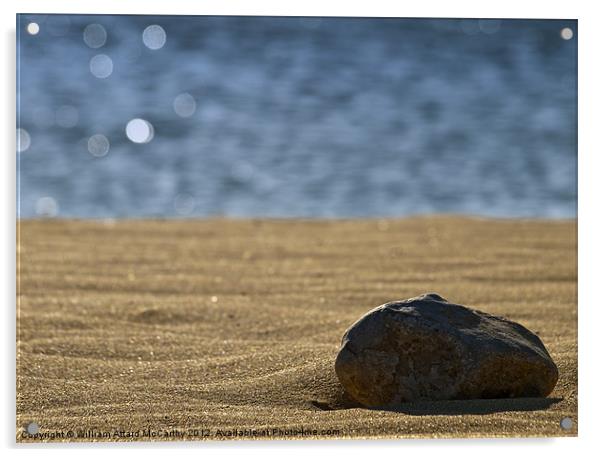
[17,214,578,222]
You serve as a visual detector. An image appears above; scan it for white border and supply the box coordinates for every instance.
[3,1,600,456]
[0,0,585,18]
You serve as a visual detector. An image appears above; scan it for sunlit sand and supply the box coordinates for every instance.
[16,216,577,440]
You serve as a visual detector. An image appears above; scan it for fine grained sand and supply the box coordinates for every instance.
[16,217,577,441]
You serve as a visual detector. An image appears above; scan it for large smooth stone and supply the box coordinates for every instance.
[334,293,558,408]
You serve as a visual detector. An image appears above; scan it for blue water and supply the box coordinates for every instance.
[17,15,577,218]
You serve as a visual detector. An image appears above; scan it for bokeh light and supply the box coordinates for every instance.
[16,16,578,220]
[173,93,196,118]
[35,196,58,217]
[17,128,31,152]
[460,20,480,35]
[231,161,255,182]
[478,19,501,35]
[561,28,574,40]
[26,23,39,35]
[142,25,167,50]
[300,18,322,29]
[83,24,107,48]
[55,105,79,128]
[174,193,196,215]
[126,118,155,143]
[87,134,110,157]
[89,54,113,79]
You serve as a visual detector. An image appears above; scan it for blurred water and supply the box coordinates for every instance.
[17,15,577,218]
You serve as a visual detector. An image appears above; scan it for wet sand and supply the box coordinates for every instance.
[16,217,577,441]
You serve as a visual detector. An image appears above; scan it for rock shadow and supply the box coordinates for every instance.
[371,396,563,415]
[315,388,562,415]
[310,392,362,411]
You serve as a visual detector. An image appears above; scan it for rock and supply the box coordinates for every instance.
[334,293,558,408]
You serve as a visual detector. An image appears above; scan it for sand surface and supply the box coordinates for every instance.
[16,217,577,441]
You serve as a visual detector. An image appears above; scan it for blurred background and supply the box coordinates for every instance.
[16,15,577,219]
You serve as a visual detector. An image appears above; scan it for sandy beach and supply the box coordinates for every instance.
[16,216,577,441]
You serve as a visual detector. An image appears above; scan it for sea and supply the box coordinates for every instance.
[16,15,577,219]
